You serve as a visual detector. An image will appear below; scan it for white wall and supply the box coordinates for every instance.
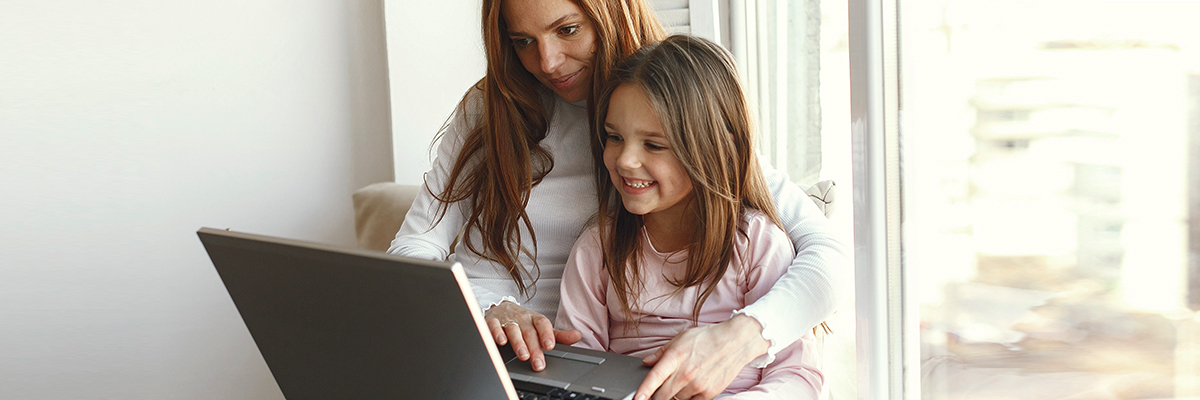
[0,1,393,398]
[385,0,486,185]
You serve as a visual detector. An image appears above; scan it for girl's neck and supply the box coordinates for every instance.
[642,210,698,253]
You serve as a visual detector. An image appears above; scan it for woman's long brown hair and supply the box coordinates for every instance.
[592,35,783,327]
[429,0,666,297]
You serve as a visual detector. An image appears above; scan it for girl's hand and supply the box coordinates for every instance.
[484,301,582,372]
[634,314,770,400]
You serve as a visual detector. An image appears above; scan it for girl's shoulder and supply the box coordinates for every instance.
[739,209,785,237]
[572,221,606,249]
[736,209,794,262]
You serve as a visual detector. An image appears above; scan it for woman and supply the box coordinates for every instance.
[389,0,847,399]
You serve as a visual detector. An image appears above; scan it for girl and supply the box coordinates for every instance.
[557,35,824,399]
[390,0,846,397]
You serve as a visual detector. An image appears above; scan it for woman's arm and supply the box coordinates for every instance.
[387,88,525,313]
[735,162,849,363]
[387,89,477,262]
[635,169,849,400]
[724,220,824,400]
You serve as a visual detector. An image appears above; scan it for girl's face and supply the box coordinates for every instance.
[603,84,694,219]
[502,0,597,103]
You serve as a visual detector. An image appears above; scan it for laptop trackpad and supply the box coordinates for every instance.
[504,349,601,387]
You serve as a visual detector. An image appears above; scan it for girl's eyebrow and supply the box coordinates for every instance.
[507,13,582,37]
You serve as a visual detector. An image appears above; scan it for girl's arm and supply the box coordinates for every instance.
[554,226,610,352]
[735,161,849,363]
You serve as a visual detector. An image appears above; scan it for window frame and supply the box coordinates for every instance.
[848,0,912,398]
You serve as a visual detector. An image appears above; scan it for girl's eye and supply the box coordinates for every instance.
[560,25,580,36]
[511,37,533,48]
[605,133,623,143]
[645,142,667,151]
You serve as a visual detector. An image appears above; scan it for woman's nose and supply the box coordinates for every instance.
[538,41,564,75]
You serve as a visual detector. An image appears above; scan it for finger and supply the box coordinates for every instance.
[504,322,529,361]
[635,351,680,400]
[522,325,546,371]
[669,380,705,400]
[554,329,583,345]
[532,316,557,350]
[642,345,666,366]
[487,318,508,346]
[651,372,687,400]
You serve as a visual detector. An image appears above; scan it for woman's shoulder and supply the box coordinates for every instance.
[457,81,487,120]
[453,81,561,126]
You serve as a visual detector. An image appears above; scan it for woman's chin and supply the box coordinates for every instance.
[555,90,587,103]
[544,82,588,103]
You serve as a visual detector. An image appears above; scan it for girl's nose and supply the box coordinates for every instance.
[616,146,642,170]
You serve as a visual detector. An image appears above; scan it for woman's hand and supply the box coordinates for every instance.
[484,301,582,372]
[634,314,770,400]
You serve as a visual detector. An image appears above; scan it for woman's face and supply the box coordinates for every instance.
[502,0,597,103]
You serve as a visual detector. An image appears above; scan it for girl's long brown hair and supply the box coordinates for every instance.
[429,0,666,297]
[592,35,783,326]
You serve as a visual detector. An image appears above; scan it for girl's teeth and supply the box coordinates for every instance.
[627,180,652,188]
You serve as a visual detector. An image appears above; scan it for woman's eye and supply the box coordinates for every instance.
[560,25,580,36]
[511,37,533,48]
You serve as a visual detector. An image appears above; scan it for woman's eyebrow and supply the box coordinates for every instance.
[546,13,582,30]
[508,13,582,37]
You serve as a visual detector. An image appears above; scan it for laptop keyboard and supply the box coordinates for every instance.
[512,379,613,400]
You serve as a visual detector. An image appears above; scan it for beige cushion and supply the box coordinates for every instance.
[351,180,837,251]
[352,182,420,251]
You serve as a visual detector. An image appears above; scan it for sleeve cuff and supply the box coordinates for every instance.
[731,309,777,368]
[484,296,520,312]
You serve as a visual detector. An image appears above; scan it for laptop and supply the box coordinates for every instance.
[197,227,649,400]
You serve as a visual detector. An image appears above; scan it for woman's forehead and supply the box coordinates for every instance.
[502,0,586,34]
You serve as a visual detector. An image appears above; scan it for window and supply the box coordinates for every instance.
[854,0,1200,398]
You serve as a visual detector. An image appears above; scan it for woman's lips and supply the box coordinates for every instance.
[549,70,582,92]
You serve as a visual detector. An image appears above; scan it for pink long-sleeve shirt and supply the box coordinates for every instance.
[556,211,824,399]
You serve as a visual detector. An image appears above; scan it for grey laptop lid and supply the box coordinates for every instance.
[198,228,649,400]
[198,227,516,399]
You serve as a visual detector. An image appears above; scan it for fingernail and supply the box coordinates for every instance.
[634,394,646,400]
[543,339,554,349]
[497,336,506,345]
[532,359,544,371]
[518,349,528,359]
